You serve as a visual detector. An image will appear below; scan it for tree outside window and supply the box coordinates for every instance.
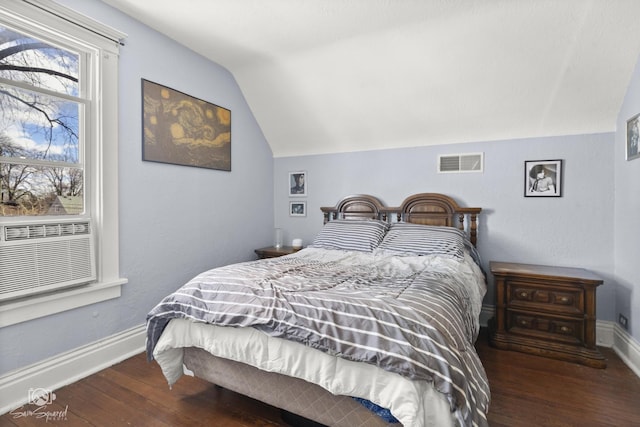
[0,24,85,217]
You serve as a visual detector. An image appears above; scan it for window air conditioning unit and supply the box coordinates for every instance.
[438,153,484,173]
[0,221,96,301]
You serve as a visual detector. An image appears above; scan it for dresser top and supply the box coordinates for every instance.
[490,261,603,284]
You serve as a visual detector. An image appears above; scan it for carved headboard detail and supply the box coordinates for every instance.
[321,194,387,223]
[388,193,482,246]
[320,193,481,246]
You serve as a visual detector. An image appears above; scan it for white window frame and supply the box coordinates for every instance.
[0,0,127,327]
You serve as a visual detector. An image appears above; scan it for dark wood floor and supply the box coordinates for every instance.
[2,329,640,426]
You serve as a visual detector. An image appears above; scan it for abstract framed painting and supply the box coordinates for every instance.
[142,79,231,171]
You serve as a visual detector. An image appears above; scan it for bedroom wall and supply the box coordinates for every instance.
[615,52,640,342]
[274,132,617,321]
[0,0,274,375]
[1,0,634,383]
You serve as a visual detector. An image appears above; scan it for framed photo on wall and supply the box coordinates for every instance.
[289,201,306,217]
[288,171,307,196]
[627,112,640,161]
[525,160,562,197]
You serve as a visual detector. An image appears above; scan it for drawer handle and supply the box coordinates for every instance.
[560,326,570,333]
[559,296,569,303]
[520,292,528,298]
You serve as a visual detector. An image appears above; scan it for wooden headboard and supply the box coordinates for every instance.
[388,193,481,246]
[321,193,482,246]
[321,194,387,222]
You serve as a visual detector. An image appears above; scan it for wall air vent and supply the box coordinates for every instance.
[438,152,484,173]
[0,221,96,301]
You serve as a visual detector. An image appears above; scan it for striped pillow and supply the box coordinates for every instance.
[376,222,466,260]
[310,219,389,252]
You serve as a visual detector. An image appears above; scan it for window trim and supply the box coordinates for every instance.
[0,0,127,327]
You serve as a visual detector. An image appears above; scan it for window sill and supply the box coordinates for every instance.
[0,279,128,328]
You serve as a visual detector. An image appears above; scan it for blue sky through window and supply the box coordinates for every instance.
[0,24,83,215]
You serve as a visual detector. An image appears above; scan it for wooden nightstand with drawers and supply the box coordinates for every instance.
[489,261,606,368]
[254,246,301,259]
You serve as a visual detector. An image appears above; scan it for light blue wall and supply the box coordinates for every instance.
[2,0,637,377]
[275,133,616,320]
[0,0,274,374]
[615,54,640,340]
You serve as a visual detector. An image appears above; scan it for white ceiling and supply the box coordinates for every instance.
[102,0,640,157]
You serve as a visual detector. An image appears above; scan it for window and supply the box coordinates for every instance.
[0,0,127,326]
[0,25,84,216]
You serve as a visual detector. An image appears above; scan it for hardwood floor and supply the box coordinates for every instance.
[2,329,639,426]
[475,329,640,427]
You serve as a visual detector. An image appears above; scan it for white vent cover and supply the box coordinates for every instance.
[438,153,483,173]
[0,221,96,301]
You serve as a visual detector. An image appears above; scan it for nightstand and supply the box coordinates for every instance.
[254,246,301,259]
[489,261,606,368]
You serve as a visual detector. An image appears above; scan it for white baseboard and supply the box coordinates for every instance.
[596,320,640,377]
[612,323,640,378]
[596,319,615,348]
[0,323,146,415]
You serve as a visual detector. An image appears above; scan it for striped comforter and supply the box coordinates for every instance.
[146,248,490,426]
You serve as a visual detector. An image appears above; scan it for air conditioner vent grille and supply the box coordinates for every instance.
[0,221,95,301]
[438,153,484,173]
[4,221,90,241]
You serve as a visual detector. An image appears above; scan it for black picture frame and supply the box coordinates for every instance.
[524,160,562,197]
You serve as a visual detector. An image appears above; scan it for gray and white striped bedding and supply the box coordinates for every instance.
[309,219,390,252]
[146,247,489,426]
[377,223,468,260]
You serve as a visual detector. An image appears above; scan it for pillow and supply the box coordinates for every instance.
[376,222,466,260]
[309,219,389,252]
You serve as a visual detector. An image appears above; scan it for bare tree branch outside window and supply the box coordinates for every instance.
[0,24,84,216]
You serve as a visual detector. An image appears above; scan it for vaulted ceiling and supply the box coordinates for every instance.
[102,0,640,157]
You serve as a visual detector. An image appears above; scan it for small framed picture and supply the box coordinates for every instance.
[288,171,307,196]
[626,113,640,161]
[525,160,562,197]
[289,201,306,217]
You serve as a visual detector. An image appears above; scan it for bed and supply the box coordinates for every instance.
[146,193,489,427]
